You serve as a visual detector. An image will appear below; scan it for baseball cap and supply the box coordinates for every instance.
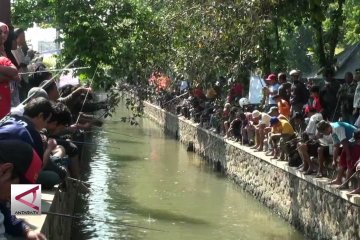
[260,113,271,126]
[28,87,49,100]
[290,70,300,76]
[266,74,276,81]
[0,140,42,184]
[252,110,261,119]
[270,117,280,126]
[267,106,278,115]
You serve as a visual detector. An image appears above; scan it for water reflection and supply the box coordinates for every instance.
[72,107,305,240]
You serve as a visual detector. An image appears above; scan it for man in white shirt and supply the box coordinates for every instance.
[297,107,332,177]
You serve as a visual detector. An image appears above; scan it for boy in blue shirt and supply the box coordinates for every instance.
[317,120,358,187]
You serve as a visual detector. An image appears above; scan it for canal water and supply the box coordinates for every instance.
[72,107,304,240]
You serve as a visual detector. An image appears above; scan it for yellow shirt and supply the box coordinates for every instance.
[279,119,295,135]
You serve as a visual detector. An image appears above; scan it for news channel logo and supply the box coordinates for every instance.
[11,184,41,215]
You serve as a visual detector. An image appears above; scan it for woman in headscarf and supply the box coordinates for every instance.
[0,22,20,107]
[0,22,20,118]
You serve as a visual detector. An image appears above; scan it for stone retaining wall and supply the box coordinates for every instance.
[143,100,360,240]
[41,179,77,240]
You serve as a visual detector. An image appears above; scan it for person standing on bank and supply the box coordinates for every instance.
[263,74,280,112]
[319,67,340,121]
[289,70,309,117]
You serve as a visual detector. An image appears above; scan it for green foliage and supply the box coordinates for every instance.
[11,0,359,93]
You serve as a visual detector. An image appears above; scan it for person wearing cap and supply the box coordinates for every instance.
[289,70,309,117]
[273,95,290,119]
[319,67,340,121]
[268,116,295,159]
[10,87,49,117]
[316,120,358,186]
[267,106,279,117]
[277,72,291,103]
[251,111,271,151]
[0,140,46,239]
[296,108,326,175]
[263,74,280,112]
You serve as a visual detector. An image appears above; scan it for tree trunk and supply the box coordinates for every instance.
[261,32,271,75]
[313,20,327,69]
[327,0,345,66]
[0,0,11,25]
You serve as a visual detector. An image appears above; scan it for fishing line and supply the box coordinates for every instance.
[71,140,122,150]
[41,211,165,232]
[18,66,90,75]
[337,170,359,189]
[84,129,150,139]
[0,57,79,122]
[22,57,78,105]
[75,66,99,124]
[162,91,189,106]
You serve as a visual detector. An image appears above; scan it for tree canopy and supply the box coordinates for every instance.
[11,0,360,88]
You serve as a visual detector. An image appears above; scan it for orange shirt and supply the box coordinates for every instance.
[277,99,290,119]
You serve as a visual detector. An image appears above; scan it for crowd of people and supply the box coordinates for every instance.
[0,22,107,239]
[152,68,360,197]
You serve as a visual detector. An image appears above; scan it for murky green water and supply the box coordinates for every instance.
[73,106,304,240]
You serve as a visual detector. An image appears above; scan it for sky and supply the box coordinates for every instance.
[25,24,57,52]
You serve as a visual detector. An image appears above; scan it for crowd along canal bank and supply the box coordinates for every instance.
[142,100,360,240]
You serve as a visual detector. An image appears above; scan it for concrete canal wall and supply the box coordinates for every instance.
[143,101,360,240]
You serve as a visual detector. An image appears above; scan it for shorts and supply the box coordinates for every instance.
[339,144,360,170]
[307,141,320,157]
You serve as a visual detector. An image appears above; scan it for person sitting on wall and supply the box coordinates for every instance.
[296,107,323,174]
[224,107,237,138]
[240,111,254,145]
[0,97,55,168]
[45,102,80,179]
[199,102,214,129]
[316,120,358,187]
[268,116,296,160]
[251,110,271,152]
[0,140,45,239]
[209,106,222,134]
[227,111,243,142]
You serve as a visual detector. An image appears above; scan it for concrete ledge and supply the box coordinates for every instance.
[143,100,360,240]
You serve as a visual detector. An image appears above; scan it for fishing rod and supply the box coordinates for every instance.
[41,211,165,232]
[71,140,122,150]
[337,170,359,189]
[18,66,91,75]
[84,129,147,139]
[162,91,189,106]
[90,126,154,138]
[23,57,79,105]
[0,57,79,122]
[75,66,99,124]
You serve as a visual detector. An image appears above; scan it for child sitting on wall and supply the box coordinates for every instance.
[268,117,296,160]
